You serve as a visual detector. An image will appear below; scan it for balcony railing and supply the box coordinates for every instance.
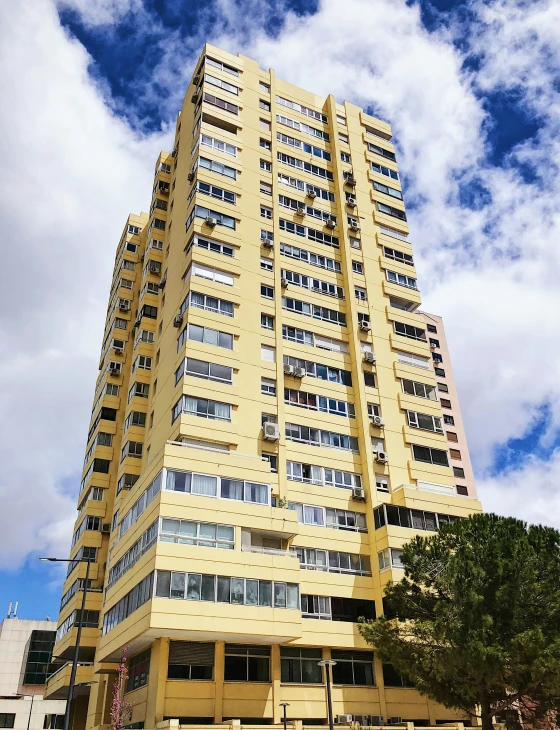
[241,545,296,559]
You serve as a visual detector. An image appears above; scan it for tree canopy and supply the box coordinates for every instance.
[359,513,560,730]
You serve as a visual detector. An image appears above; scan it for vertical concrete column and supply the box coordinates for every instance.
[271,644,281,723]
[373,656,387,723]
[145,639,169,727]
[214,641,226,723]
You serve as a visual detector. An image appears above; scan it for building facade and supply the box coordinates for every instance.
[0,617,66,730]
[45,45,481,729]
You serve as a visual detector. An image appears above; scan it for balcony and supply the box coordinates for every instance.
[240,529,297,559]
[43,662,94,699]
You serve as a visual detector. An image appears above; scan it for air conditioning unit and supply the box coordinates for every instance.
[350,220,361,232]
[149,264,161,274]
[205,216,217,227]
[347,196,357,207]
[283,363,295,376]
[335,716,353,725]
[173,314,183,328]
[430,342,437,349]
[296,206,306,216]
[119,301,130,311]
[375,449,389,464]
[191,90,200,103]
[263,422,280,441]
[193,74,201,85]
[108,363,122,376]
[387,718,402,726]
[363,351,376,363]
[294,366,306,378]
[306,189,317,199]
[326,219,336,229]
[101,523,111,534]
[362,717,384,727]
[371,415,385,427]
[345,174,356,187]
[187,171,195,182]
[114,347,124,356]
[352,487,365,501]
[262,238,274,248]
[281,277,289,288]
[359,320,371,332]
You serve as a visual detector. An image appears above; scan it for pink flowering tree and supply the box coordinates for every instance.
[110,648,132,730]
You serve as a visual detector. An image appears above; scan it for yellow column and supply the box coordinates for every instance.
[145,639,169,727]
[214,641,225,723]
[374,656,387,723]
[271,644,281,723]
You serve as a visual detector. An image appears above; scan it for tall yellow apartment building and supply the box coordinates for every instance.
[45,45,481,730]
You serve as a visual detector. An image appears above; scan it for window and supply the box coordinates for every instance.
[206,56,239,76]
[260,257,273,271]
[1,714,16,727]
[43,716,64,729]
[287,461,360,490]
[407,410,443,433]
[261,284,274,299]
[281,269,344,299]
[394,321,426,341]
[124,411,147,430]
[260,205,272,219]
[260,228,273,242]
[132,355,152,371]
[447,431,458,442]
[301,595,375,622]
[374,503,460,532]
[280,243,340,273]
[383,246,413,266]
[371,162,399,180]
[260,158,272,171]
[432,352,443,363]
[288,501,366,532]
[286,423,359,453]
[453,467,466,478]
[277,133,331,160]
[260,181,272,195]
[172,395,231,423]
[128,382,149,401]
[167,640,214,680]
[352,261,363,274]
[259,81,270,93]
[427,324,437,333]
[23,630,56,685]
[285,388,355,418]
[261,345,276,362]
[364,372,376,388]
[121,440,143,461]
[279,218,339,248]
[186,204,235,230]
[262,452,278,473]
[128,224,140,235]
[437,382,449,392]
[204,72,238,95]
[456,485,469,496]
[277,152,333,181]
[412,444,449,467]
[140,304,157,320]
[200,133,236,156]
[282,296,346,326]
[339,132,348,143]
[179,323,233,351]
[160,518,234,549]
[386,270,417,289]
[374,180,402,200]
[367,142,396,161]
[117,473,139,494]
[225,644,270,682]
[260,138,271,150]
[280,648,322,684]
[295,548,371,576]
[444,414,455,425]
[127,650,150,692]
[331,650,374,686]
[278,173,334,201]
[193,179,236,204]
[261,314,274,330]
[435,367,446,377]
[198,156,237,180]
[261,378,276,396]
[155,570,297,609]
[276,113,329,140]
[165,468,269,506]
[376,475,389,492]
[276,95,328,123]
[180,291,234,318]
[367,403,380,419]
[340,152,351,163]
[202,91,238,115]
[440,398,452,408]
[397,350,430,369]
[175,357,233,385]
[450,449,462,460]
[283,356,351,385]
[402,379,437,400]
[383,663,415,688]
[185,235,235,260]
[355,286,367,301]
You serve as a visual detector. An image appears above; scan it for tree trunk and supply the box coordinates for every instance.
[481,697,494,730]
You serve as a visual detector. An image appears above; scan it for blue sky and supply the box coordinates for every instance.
[1,0,559,621]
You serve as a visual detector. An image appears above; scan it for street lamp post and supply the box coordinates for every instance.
[279,702,290,730]
[41,557,93,730]
[318,660,337,730]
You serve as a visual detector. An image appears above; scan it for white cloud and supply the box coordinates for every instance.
[54,0,143,26]
[0,0,169,568]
